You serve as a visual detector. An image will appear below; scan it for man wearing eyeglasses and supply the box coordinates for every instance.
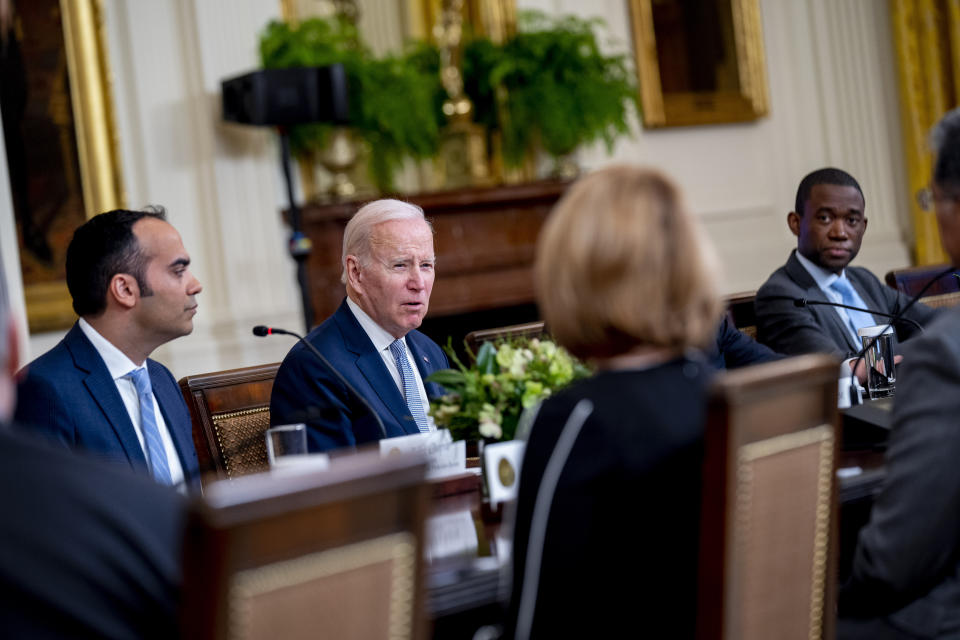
[837,110,960,639]
[754,167,936,372]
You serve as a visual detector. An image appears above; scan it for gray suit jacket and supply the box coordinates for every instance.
[755,251,936,358]
[839,307,960,638]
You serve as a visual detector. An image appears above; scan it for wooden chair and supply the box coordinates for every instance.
[178,363,280,485]
[885,263,960,296]
[697,354,840,640]
[463,321,546,352]
[919,290,960,309]
[181,450,431,640]
[725,291,758,339]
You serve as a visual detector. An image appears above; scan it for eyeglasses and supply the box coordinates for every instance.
[917,186,960,211]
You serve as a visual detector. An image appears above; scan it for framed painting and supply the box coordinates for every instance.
[2,0,124,332]
[628,0,770,127]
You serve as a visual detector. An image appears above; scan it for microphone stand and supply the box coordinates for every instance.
[253,325,387,439]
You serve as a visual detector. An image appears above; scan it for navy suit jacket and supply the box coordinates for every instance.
[270,299,450,452]
[14,323,200,491]
[706,316,782,370]
[755,251,937,359]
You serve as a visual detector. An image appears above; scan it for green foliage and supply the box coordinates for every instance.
[259,18,443,191]
[257,10,637,189]
[427,335,591,442]
[465,10,638,165]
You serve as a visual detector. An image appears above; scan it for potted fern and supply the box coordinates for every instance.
[464,11,638,175]
[259,17,444,192]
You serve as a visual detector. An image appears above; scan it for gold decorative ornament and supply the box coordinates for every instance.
[497,456,515,487]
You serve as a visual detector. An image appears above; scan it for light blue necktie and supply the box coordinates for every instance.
[389,339,431,433]
[829,278,878,345]
[127,368,173,485]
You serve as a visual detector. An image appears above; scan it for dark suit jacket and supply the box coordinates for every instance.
[838,307,960,638]
[270,299,450,452]
[707,316,782,369]
[755,251,936,358]
[0,424,185,638]
[14,323,200,490]
[506,359,709,638]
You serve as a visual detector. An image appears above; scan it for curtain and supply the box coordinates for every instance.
[890,0,960,264]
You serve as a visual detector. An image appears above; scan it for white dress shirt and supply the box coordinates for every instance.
[346,297,436,430]
[795,251,873,346]
[78,318,186,488]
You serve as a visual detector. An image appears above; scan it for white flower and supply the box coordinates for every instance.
[479,420,503,439]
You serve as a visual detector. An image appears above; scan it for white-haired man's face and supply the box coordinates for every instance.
[349,218,435,339]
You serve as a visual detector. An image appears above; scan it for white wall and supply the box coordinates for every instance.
[525,0,911,293]
[9,0,913,377]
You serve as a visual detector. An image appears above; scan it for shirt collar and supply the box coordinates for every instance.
[795,250,845,289]
[77,318,143,381]
[346,297,404,353]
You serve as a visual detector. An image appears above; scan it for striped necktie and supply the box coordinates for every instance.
[389,339,431,433]
[127,368,173,485]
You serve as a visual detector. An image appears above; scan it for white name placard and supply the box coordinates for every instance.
[379,429,467,479]
[425,509,479,561]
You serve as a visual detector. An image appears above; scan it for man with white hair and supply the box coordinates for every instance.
[270,199,449,451]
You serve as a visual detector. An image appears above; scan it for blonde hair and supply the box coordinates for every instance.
[340,199,429,283]
[535,165,722,360]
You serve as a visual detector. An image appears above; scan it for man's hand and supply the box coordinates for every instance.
[850,355,903,385]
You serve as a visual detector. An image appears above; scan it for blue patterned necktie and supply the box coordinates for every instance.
[829,278,878,345]
[127,368,173,485]
[389,339,431,433]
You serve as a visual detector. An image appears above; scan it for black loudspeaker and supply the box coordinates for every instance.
[221,65,349,126]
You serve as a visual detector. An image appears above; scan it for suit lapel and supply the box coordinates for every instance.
[786,253,861,353]
[336,303,419,435]
[66,325,147,470]
[408,334,444,398]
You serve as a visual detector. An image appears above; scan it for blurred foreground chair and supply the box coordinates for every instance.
[697,354,840,640]
[181,451,431,640]
[178,363,280,485]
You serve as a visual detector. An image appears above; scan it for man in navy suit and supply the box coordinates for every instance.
[15,207,203,491]
[271,199,449,452]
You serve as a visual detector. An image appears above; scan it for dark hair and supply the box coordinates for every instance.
[794,167,864,216]
[65,206,166,316]
[932,108,960,190]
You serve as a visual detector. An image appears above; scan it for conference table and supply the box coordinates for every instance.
[423,398,895,636]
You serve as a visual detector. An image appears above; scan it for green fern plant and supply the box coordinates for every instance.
[259,18,443,192]
[464,11,637,166]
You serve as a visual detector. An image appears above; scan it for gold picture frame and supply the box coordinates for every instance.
[628,0,769,128]
[11,0,124,332]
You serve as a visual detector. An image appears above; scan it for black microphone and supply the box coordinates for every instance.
[846,265,956,405]
[792,298,924,333]
[253,325,387,438]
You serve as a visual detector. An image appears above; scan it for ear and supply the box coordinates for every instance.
[787,211,801,237]
[345,255,364,293]
[107,273,140,310]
